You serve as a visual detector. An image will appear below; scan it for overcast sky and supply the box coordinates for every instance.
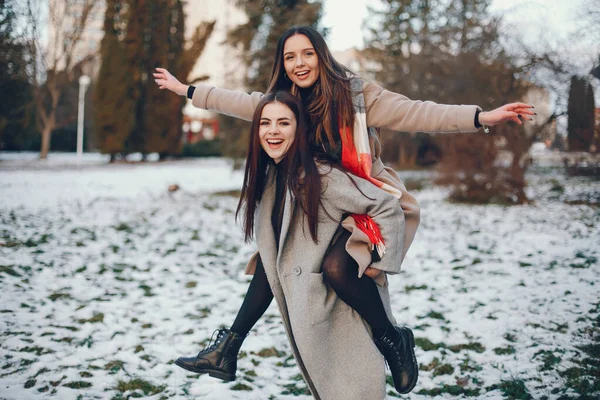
[322,0,584,52]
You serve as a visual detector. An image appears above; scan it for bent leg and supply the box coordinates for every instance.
[175,255,273,380]
[322,230,419,394]
[321,230,392,339]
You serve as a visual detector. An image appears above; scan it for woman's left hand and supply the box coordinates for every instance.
[364,266,382,279]
[479,103,535,126]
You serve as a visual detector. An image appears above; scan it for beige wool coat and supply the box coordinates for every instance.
[252,164,405,400]
[192,81,481,263]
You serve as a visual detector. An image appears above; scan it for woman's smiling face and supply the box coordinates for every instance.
[259,102,297,163]
[283,34,320,89]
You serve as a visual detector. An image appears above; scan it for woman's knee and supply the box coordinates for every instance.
[322,252,352,286]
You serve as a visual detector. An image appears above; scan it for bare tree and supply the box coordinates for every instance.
[22,0,99,159]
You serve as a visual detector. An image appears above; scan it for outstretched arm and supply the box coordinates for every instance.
[363,82,534,133]
[153,67,264,122]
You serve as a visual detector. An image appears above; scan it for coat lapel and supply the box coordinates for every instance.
[276,187,295,267]
[256,168,277,270]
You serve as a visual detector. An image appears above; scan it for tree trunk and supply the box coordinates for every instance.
[39,126,53,160]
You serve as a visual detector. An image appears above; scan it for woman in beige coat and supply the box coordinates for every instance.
[155,26,534,395]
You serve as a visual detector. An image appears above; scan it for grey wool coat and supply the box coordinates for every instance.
[247,164,405,400]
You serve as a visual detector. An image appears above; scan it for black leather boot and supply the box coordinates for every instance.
[374,326,418,394]
[175,328,245,381]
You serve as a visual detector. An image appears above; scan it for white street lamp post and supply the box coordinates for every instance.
[77,75,91,163]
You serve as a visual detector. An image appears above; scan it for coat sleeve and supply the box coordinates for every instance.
[321,167,405,275]
[191,83,264,122]
[363,81,481,134]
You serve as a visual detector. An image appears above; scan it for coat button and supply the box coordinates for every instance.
[294,267,302,276]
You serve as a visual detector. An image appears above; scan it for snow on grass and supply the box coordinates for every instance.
[1,153,599,399]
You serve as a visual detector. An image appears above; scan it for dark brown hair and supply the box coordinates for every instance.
[266,26,355,151]
[236,91,322,243]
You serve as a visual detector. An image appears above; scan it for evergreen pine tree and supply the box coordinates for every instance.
[0,0,36,150]
[568,76,595,152]
[93,0,133,160]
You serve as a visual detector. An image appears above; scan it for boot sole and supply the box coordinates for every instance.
[174,359,236,382]
[397,326,418,394]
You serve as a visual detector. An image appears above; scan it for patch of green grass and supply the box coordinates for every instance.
[19,346,54,356]
[491,378,532,400]
[432,363,455,377]
[79,371,93,378]
[459,356,483,373]
[405,284,428,293]
[417,338,486,353]
[504,333,518,343]
[48,292,72,302]
[532,349,562,372]
[415,337,440,351]
[104,360,124,374]
[494,346,516,355]
[185,281,197,288]
[114,223,133,233]
[281,382,311,395]
[256,347,285,358]
[448,342,486,353]
[417,385,481,396]
[420,310,445,320]
[33,367,50,378]
[231,383,253,391]
[63,381,92,389]
[24,379,36,388]
[113,378,165,395]
[23,234,53,247]
[518,261,533,267]
[420,357,440,371]
[138,284,154,297]
[51,337,74,344]
[77,313,104,324]
[0,265,21,277]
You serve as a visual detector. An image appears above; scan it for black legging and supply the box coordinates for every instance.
[230,256,273,337]
[230,230,392,339]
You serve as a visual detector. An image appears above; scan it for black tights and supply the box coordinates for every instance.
[229,230,393,339]
[321,230,393,339]
[230,256,273,337]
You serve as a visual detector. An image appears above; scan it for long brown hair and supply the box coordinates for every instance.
[266,26,355,151]
[236,91,322,243]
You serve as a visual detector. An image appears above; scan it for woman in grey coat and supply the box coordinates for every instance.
[235,90,409,399]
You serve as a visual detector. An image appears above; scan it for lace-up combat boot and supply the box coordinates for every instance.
[374,326,419,394]
[175,328,245,381]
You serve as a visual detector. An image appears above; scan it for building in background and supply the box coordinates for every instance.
[182,0,247,140]
[47,0,105,76]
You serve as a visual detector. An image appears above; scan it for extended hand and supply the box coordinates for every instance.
[153,67,188,96]
[479,103,535,126]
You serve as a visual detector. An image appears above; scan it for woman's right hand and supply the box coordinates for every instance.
[153,67,188,96]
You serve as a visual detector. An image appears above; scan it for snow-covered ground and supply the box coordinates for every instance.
[1,153,598,399]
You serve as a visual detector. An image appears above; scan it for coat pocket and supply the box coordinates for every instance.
[308,272,349,326]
